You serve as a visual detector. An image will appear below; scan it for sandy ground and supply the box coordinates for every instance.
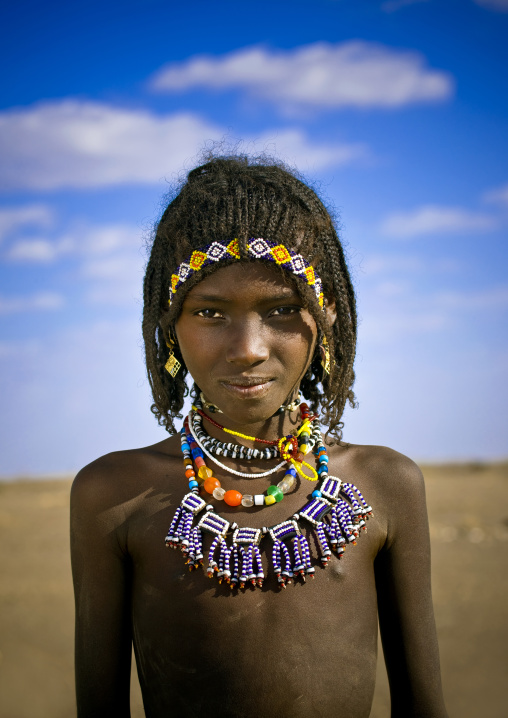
[0,462,507,718]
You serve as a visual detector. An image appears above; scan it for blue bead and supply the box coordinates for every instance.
[312,490,322,498]
[189,480,199,489]
[317,465,328,474]
[286,467,297,477]
[319,455,329,464]
[181,443,190,452]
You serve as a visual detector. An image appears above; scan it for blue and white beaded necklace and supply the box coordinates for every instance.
[164,402,373,590]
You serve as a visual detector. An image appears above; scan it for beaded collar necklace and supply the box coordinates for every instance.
[165,403,373,590]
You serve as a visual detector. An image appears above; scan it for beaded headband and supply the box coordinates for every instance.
[169,238,324,310]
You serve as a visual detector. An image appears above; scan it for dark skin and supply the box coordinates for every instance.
[71,263,448,718]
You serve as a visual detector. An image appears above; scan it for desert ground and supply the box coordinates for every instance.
[0,462,507,717]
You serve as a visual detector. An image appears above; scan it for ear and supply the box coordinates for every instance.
[158,312,174,346]
[324,296,337,329]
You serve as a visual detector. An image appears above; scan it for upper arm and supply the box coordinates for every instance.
[374,455,448,717]
[71,462,133,717]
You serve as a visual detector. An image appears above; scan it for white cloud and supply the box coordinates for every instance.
[4,220,146,305]
[83,254,143,280]
[0,99,367,191]
[361,253,462,276]
[6,222,141,262]
[483,182,508,207]
[380,204,497,238]
[0,204,54,242]
[7,237,71,262]
[381,0,429,12]
[252,129,368,170]
[0,101,223,191]
[0,292,64,314]
[149,41,453,111]
[361,254,424,275]
[472,0,508,11]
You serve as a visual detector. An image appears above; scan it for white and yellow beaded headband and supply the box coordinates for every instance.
[169,238,324,310]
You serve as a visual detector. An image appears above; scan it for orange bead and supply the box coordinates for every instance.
[185,468,195,479]
[224,490,242,507]
[197,465,214,480]
[203,477,221,494]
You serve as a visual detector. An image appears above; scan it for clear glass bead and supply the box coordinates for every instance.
[213,487,226,500]
[241,494,254,507]
[277,475,296,494]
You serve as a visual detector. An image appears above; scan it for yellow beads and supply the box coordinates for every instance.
[264,494,277,506]
[222,426,258,442]
[198,465,214,480]
[290,458,318,482]
[296,419,313,436]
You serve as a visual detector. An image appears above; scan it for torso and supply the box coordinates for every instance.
[97,434,395,718]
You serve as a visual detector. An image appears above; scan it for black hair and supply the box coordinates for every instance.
[143,153,357,439]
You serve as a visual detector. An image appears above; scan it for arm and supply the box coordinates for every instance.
[374,457,448,718]
[71,463,133,717]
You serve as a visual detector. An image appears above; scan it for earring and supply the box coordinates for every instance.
[164,338,181,377]
[320,336,331,377]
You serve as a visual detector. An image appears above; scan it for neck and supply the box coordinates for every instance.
[194,406,301,449]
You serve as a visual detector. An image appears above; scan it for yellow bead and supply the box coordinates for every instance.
[198,465,214,480]
[300,444,310,454]
[264,494,277,506]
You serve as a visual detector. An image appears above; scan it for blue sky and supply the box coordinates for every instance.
[0,0,507,475]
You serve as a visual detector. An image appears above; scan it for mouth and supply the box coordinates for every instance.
[218,377,275,398]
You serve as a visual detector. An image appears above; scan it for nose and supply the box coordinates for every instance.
[225,317,270,367]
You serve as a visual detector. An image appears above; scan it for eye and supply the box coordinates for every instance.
[195,308,224,319]
[269,306,301,317]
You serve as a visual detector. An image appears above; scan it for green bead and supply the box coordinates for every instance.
[266,485,284,502]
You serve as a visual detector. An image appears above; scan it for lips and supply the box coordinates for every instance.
[218,377,275,398]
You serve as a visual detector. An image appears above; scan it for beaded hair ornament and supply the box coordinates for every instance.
[169,238,325,310]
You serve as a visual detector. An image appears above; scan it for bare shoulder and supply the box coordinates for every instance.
[332,442,424,491]
[328,442,427,548]
[71,433,182,513]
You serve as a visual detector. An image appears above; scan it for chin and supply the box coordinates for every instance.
[217,395,287,425]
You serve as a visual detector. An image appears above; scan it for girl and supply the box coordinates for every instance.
[71,155,448,717]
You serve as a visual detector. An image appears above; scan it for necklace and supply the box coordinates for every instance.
[189,402,321,480]
[191,399,320,461]
[192,408,280,460]
[165,407,373,590]
[187,416,288,478]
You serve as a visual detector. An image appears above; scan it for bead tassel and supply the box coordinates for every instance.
[164,401,373,591]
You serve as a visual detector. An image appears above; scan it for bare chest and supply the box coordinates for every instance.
[126,480,383,718]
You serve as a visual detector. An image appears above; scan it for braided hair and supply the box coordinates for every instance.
[143,154,357,439]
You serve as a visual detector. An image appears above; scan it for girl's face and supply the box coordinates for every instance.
[175,262,318,428]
